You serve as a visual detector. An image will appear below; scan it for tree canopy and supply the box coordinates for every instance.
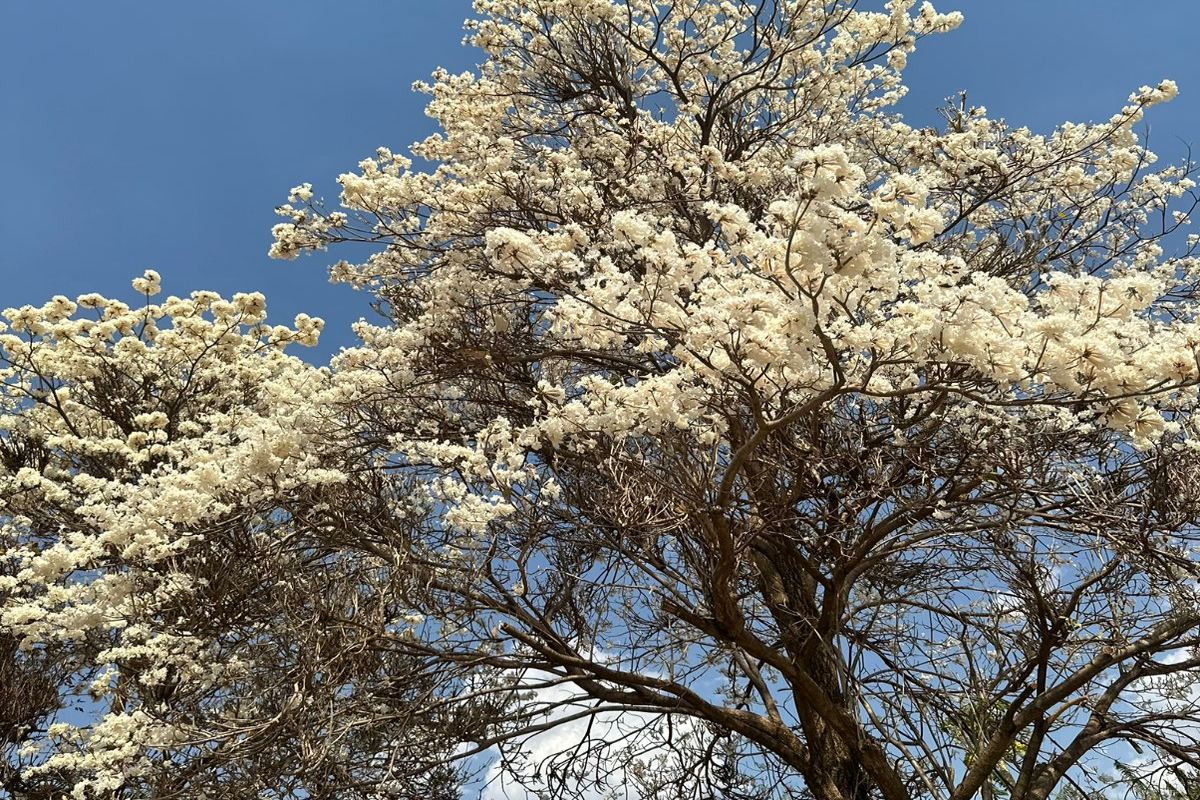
[5,2,1200,799]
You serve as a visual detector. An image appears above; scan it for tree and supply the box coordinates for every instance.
[0,285,470,798]
[7,1,1200,798]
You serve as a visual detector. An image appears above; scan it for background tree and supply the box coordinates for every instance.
[8,1,1200,799]
[0,283,471,798]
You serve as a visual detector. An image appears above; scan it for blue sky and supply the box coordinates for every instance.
[3,1,1199,359]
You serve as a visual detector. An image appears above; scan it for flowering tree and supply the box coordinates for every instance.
[9,1,1200,799]
[0,283,470,798]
